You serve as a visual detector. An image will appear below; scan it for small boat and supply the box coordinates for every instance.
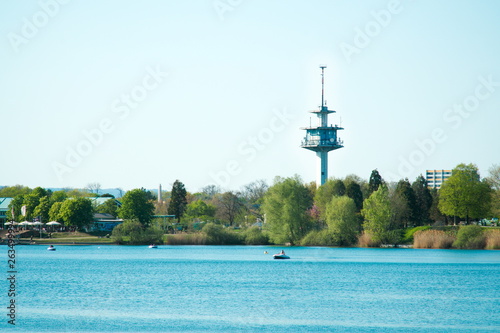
[273,253,290,260]
[149,244,158,248]
[47,245,56,251]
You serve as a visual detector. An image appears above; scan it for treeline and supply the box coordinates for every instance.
[2,163,499,248]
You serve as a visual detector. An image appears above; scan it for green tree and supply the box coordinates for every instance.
[97,198,120,217]
[262,176,313,245]
[186,200,216,219]
[326,196,360,246]
[412,175,433,225]
[367,169,384,197]
[0,185,31,198]
[168,180,188,222]
[49,201,64,221]
[438,163,492,224]
[33,196,51,222]
[362,186,397,244]
[314,179,346,220]
[50,190,68,204]
[7,195,25,221]
[486,164,500,218]
[391,179,417,228]
[118,189,155,225]
[345,181,363,212]
[59,198,94,228]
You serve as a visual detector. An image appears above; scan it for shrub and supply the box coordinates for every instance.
[453,225,486,249]
[300,229,336,246]
[413,230,455,249]
[242,227,269,245]
[112,220,164,245]
[202,223,242,245]
[485,229,500,250]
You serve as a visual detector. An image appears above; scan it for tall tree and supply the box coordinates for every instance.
[345,181,363,212]
[59,198,94,228]
[186,200,216,219]
[214,192,244,226]
[486,164,500,219]
[49,201,64,222]
[168,180,188,223]
[368,169,384,197]
[362,186,395,244]
[438,163,492,224]
[262,176,313,245]
[241,180,268,221]
[326,196,360,246]
[33,196,51,222]
[119,188,155,225]
[412,175,433,225]
[314,179,346,220]
[7,195,25,221]
[391,179,417,228]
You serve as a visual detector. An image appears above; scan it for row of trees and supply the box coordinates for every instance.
[3,163,498,246]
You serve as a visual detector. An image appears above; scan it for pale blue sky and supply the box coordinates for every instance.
[1,0,499,192]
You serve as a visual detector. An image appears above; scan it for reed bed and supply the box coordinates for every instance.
[357,232,381,248]
[165,233,207,245]
[485,229,500,250]
[413,230,455,249]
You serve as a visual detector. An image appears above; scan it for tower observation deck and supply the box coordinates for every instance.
[301,65,344,187]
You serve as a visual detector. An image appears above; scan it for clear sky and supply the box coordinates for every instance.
[1,0,499,193]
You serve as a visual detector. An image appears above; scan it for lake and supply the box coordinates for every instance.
[1,245,499,332]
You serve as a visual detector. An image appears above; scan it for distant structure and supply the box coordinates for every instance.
[426,169,451,189]
[301,65,344,187]
[158,184,162,203]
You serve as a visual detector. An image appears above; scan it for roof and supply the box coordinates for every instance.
[0,197,13,210]
[90,197,122,207]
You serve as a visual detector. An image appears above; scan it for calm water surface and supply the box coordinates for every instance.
[1,245,499,332]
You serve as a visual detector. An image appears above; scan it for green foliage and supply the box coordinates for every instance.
[186,200,216,218]
[97,199,119,216]
[326,196,360,246]
[403,226,431,243]
[49,201,63,221]
[368,169,384,197]
[345,181,363,212]
[362,186,398,244]
[300,229,336,246]
[242,226,269,245]
[0,185,31,198]
[453,225,486,249]
[262,176,313,245]
[59,198,94,228]
[439,163,492,222]
[412,175,433,225]
[391,179,417,228]
[50,190,68,204]
[7,195,25,221]
[202,222,242,245]
[314,179,346,219]
[112,219,164,245]
[118,189,155,225]
[33,196,51,222]
[168,180,188,222]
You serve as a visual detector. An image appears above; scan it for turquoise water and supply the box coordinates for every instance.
[1,245,499,332]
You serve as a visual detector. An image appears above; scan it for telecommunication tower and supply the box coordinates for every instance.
[301,65,344,187]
